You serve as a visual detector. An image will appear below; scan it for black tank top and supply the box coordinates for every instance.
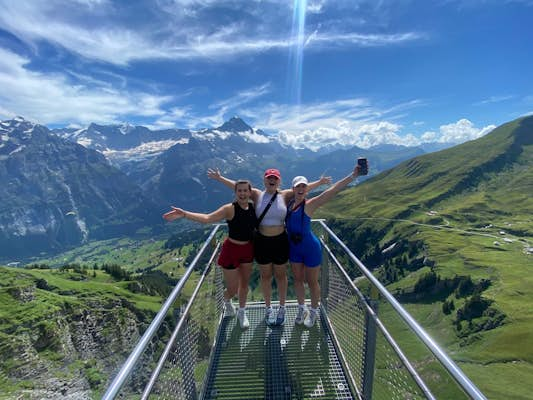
[227,202,258,241]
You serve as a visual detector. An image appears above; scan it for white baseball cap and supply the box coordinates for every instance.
[292,176,308,187]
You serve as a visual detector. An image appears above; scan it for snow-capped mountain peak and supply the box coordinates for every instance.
[0,117,39,140]
[216,116,253,133]
[119,122,134,135]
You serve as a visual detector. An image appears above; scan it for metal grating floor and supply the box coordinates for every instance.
[203,302,354,400]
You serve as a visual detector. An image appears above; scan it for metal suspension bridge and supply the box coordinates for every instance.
[102,220,487,400]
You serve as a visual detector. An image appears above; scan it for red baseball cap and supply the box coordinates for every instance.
[264,168,281,179]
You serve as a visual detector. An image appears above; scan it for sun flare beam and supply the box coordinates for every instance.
[287,0,307,109]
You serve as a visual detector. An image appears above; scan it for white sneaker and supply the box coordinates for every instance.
[275,306,286,326]
[304,309,318,328]
[237,309,250,329]
[265,307,275,325]
[224,301,235,317]
[295,306,308,325]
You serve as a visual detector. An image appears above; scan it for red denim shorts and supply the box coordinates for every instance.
[217,238,254,270]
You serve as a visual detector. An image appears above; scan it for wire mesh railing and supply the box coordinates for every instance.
[102,220,487,400]
[102,224,224,400]
[139,240,224,400]
[315,220,486,400]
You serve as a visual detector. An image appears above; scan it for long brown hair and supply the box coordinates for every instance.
[234,179,252,192]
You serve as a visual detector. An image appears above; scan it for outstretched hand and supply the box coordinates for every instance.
[352,160,369,178]
[319,175,332,185]
[162,206,185,221]
[207,168,221,181]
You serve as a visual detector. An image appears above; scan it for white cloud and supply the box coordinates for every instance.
[238,96,430,149]
[474,95,513,105]
[271,115,496,150]
[436,119,495,143]
[0,48,172,125]
[307,0,327,14]
[305,31,424,48]
[238,96,495,150]
[0,1,424,66]
[209,84,272,110]
[274,120,410,150]
[238,97,413,150]
[421,131,437,141]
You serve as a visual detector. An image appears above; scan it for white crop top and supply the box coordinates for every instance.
[256,191,287,226]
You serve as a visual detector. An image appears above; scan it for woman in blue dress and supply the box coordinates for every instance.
[286,162,364,328]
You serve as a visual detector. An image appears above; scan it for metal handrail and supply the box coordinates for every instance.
[101,224,221,400]
[321,239,436,400]
[140,240,221,399]
[317,220,487,400]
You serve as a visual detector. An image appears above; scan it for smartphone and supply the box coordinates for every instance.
[357,157,368,175]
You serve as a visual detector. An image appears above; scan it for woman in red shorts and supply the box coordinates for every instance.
[163,179,257,329]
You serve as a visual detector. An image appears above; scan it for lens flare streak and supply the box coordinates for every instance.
[287,0,307,107]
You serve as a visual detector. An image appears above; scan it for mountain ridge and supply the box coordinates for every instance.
[48,116,457,164]
[0,118,160,259]
[317,115,532,400]
[324,115,532,223]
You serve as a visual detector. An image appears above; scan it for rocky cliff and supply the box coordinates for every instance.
[0,117,160,259]
[0,267,161,399]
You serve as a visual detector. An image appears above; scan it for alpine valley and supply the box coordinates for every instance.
[2,116,428,260]
[0,115,531,399]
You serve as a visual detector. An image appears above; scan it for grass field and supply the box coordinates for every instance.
[317,158,532,398]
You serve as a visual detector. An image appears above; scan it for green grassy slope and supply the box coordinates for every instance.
[318,116,533,399]
[0,265,168,397]
[323,116,532,222]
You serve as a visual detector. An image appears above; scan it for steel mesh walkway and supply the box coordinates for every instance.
[203,302,354,400]
[103,223,487,400]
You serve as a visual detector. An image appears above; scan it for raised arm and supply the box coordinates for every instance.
[163,203,231,224]
[307,175,332,191]
[207,168,236,190]
[281,175,332,203]
[208,168,261,202]
[306,165,361,215]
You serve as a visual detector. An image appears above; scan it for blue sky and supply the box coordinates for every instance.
[0,0,532,150]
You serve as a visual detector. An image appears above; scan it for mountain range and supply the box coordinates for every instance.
[54,116,429,209]
[1,116,434,259]
[0,114,531,398]
[0,117,160,259]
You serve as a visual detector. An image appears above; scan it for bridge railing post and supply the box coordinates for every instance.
[362,289,378,400]
[319,227,330,310]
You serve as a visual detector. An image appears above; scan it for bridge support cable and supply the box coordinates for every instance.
[102,224,222,400]
[317,220,487,400]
